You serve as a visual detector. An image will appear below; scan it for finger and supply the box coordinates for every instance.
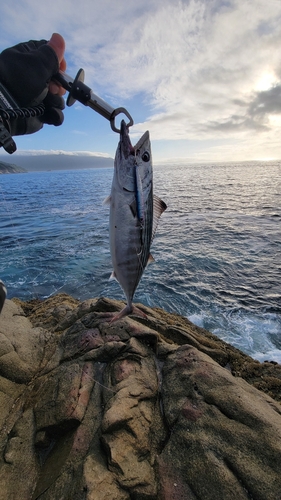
[49,81,66,96]
[59,57,67,73]
[47,33,66,95]
[47,33,65,64]
[58,86,66,96]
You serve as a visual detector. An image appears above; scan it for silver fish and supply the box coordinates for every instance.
[106,120,166,321]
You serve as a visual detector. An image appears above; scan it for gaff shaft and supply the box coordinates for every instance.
[53,69,134,133]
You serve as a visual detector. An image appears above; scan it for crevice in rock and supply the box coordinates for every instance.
[32,426,77,500]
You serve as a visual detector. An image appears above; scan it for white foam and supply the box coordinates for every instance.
[188,309,281,363]
[252,349,281,364]
[188,313,205,328]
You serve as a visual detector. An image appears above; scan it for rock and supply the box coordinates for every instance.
[0,299,53,383]
[0,294,281,499]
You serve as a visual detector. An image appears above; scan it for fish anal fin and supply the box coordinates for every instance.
[109,271,117,281]
[147,253,155,264]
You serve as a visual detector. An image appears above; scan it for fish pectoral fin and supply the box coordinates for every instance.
[103,195,111,206]
[109,271,117,281]
[129,200,137,218]
[153,195,167,217]
[152,195,167,240]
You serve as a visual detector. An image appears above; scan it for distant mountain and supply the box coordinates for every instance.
[0,160,27,174]
[0,153,114,172]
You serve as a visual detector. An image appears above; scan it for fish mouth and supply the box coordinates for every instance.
[119,120,149,159]
[120,120,135,159]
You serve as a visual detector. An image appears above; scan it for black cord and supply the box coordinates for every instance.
[0,103,45,120]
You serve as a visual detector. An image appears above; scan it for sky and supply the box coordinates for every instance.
[1,0,281,163]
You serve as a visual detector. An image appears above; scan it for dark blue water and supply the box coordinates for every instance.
[0,161,280,362]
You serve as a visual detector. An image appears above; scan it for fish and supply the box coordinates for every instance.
[105,120,167,321]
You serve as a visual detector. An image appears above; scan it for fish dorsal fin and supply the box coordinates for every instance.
[152,195,167,240]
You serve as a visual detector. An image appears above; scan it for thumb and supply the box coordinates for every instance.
[48,33,66,69]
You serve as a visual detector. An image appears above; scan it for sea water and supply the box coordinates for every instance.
[0,161,280,362]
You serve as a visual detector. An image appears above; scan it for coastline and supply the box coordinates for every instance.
[0,154,113,172]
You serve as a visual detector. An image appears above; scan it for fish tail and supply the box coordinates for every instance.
[109,302,147,323]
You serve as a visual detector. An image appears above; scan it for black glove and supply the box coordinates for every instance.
[0,39,65,136]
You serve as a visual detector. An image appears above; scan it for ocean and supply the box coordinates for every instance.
[0,161,280,362]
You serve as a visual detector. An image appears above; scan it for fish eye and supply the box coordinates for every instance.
[142,151,150,162]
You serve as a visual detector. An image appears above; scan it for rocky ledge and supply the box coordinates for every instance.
[0,294,281,500]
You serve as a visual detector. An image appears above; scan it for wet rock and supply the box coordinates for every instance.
[0,294,281,499]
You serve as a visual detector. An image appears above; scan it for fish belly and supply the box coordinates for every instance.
[110,189,148,303]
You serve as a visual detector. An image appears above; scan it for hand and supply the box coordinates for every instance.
[0,33,67,135]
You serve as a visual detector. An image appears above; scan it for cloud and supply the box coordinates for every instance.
[248,85,281,118]
[68,0,281,144]
[6,149,112,158]
[200,84,281,134]
[71,130,88,136]
[1,0,281,159]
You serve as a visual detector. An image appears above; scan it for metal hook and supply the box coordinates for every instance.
[110,107,134,133]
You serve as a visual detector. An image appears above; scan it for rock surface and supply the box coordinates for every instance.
[0,293,281,500]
